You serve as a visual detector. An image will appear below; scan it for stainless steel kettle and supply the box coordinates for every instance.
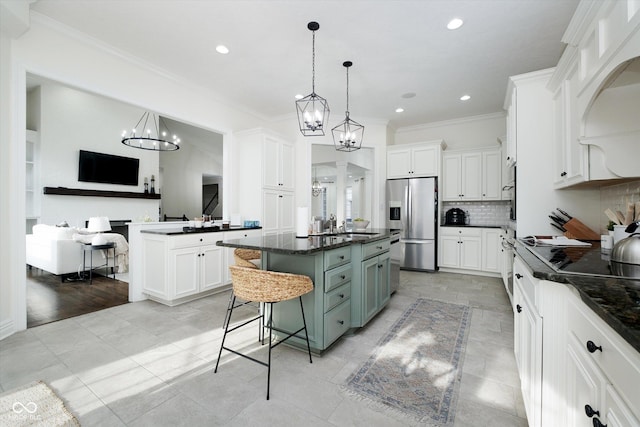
[610,222,640,278]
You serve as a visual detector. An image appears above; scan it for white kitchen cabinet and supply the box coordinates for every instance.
[513,255,543,427]
[442,148,501,201]
[142,232,225,305]
[263,135,294,191]
[551,63,587,188]
[438,227,481,271]
[262,189,294,235]
[234,128,296,235]
[386,140,445,179]
[481,228,502,273]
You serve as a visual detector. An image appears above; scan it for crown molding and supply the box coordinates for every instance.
[395,111,506,135]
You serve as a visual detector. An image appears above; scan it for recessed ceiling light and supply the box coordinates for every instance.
[295,94,304,100]
[395,107,404,113]
[460,94,471,101]
[447,18,464,30]
[215,45,229,54]
[401,92,416,99]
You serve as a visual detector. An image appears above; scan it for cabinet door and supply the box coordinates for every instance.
[460,236,481,270]
[280,141,295,190]
[170,247,200,299]
[412,145,438,177]
[604,384,640,427]
[278,191,295,232]
[442,155,462,200]
[362,257,379,323]
[439,235,461,268]
[262,190,280,233]
[377,254,390,307]
[387,148,412,178]
[200,245,224,291]
[481,229,502,273]
[461,152,482,200]
[566,332,605,427]
[482,150,502,200]
[263,136,280,189]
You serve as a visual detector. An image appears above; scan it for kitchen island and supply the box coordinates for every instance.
[217,229,393,353]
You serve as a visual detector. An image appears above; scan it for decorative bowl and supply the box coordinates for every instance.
[352,220,370,230]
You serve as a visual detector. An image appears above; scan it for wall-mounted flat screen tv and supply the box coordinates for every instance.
[78,150,139,186]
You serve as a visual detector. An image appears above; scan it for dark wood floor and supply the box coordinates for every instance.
[26,267,129,328]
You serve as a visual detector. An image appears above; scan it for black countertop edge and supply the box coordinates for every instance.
[514,241,640,353]
[141,226,262,235]
[216,229,394,255]
[440,224,506,229]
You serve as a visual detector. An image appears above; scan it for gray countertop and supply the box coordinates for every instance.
[514,240,640,353]
[216,229,393,255]
[141,226,261,235]
[441,224,505,228]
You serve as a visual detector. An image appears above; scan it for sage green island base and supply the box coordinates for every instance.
[217,231,392,353]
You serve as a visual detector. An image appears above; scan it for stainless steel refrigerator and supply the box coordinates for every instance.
[386,177,437,271]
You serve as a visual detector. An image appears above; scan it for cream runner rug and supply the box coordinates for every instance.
[0,381,79,427]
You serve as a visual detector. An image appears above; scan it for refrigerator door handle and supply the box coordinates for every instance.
[407,183,412,235]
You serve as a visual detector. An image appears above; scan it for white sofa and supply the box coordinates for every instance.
[26,224,129,277]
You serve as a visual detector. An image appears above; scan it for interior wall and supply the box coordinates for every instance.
[32,81,160,228]
[394,112,506,150]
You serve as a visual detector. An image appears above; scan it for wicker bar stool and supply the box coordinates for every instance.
[214,265,314,400]
[221,248,262,330]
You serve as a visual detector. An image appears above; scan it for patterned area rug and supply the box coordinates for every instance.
[344,298,471,425]
[0,380,79,426]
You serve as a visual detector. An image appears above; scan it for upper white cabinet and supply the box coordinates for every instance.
[547,0,640,186]
[234,128,295,235]
[386,140,446,179]
[263,136,294,191]
[442,147,501,201]
[504,88,517,167]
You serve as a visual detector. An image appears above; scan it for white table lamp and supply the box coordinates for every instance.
[88,216,111,245]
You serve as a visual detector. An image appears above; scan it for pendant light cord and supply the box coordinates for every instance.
[311,30,316,94]
[345,65,349,116]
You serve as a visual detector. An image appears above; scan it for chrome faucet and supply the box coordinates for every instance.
[329,214,336,233]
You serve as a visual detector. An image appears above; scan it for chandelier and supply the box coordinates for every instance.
[296,22,330,136]
[312,168,323,197]
[121,111,180,151]
[332,61,364,152]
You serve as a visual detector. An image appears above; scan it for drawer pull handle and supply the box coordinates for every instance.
[593,418,606,427]
[378,264,383,269]
[339,255,345,260]
[584,405,600,418]
[339,294,344,298]
[376,246,383,250]
[337,320,344,325]
[515,273,523,279]
[586,340,602,353]
[340,275,346,279]
[516,304,522,313]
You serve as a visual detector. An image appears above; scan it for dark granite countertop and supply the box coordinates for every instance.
[141,226,261,235]
[216,229,393,255]
[514,240,640,353]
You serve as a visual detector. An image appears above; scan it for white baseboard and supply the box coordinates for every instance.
[0,318,16,341]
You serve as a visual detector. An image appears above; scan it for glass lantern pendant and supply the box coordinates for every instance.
[296,22,330,136]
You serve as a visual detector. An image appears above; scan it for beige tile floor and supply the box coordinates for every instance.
[0,271,527,426]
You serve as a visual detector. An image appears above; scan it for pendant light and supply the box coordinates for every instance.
[332,61,364,152]
[312,167,322,197]
[296,21,330,136]
[121,111,180,151]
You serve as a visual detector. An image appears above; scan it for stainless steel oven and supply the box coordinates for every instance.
[501,227,516,302]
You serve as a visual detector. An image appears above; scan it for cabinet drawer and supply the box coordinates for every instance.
[324,299,351,347]
[567,297,640,415]
[168,233,221,249]
[362,239,390,259]
[324,263,352,292]
[324,282,351,312]
[440,226,482,237]
[513,256,537,310]
[324,246,351,270]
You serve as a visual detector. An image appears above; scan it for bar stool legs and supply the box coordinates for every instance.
[215,296,312,400]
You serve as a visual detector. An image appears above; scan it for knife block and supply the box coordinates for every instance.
[562,218,600,241]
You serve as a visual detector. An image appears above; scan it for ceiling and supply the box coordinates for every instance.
[30,0,580,129]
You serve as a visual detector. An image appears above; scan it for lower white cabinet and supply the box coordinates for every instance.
[439,227,482,271]
[481,228,502,273]
[142,229,263,306]
[513,256,543,427]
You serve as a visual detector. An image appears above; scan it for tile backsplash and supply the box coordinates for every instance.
[442,201,510,227]
[600,179,640,229]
